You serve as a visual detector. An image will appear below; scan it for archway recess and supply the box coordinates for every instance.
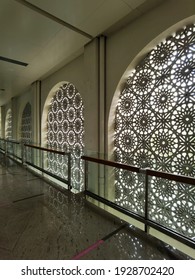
[42,82,84,191]
[109,21,195,239]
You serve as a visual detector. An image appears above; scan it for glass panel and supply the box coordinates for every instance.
[0,139,5,151]
[24,145,73,189]
[25,146,42,168]
[71,155,84,191]
[7,142,13,155]
[148,176,195,240]
[16,143,22,159]
[87,161,145,217]
[44,150,69,182]
[115,168,145,216]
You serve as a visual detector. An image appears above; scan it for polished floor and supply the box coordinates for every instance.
[0,155,192,260]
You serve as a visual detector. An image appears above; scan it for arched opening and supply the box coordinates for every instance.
[109,22,195,238]
[42,81,84,191]
[20,102,32,143]
[5,108,12,139]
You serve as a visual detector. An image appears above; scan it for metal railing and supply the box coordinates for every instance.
[0,138,22,162]
[81,155,195,249]
[1,138,194,249]
[24,143,72,190]
[0,138,6,154]
[0,139,72,190]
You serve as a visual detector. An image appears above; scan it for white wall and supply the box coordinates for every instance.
[14,89,32,140]
[106,0,195,114]
[41,43,100,153]
[106,0,195,155]
[41,55,85,111]
[1,0,195,153]
[0,0,194,258]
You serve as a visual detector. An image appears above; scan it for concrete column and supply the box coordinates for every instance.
[84,38,99,154]
[84,36,107,198]
[84,36,107,156]
[98,36,107,198]
[32,81,41,145]
[98,35,106,158]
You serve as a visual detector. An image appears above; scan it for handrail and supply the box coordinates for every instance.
[82,155,195,249]
[24,143,69,156]
[5,139,20,144]
[0,138,22,162]
[81,155,195,185]
[0,139,72,190]
[81,156,140,173]
[0,140,68,156]
[24,143,72,190]
[147,169,195,186]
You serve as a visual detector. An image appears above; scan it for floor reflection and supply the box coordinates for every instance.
[0,157,193,260]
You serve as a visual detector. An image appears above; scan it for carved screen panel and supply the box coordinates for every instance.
[21,103,32,143]
[114,24,195,238]
[47,83,84,191]
[5,109,12,139]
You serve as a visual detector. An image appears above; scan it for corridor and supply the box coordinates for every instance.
[0,156,191,260]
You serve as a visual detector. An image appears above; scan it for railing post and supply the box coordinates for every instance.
[140,167,149,233]
[144,170,149,233]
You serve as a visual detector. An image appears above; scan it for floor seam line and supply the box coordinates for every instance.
[12,193,44,203]
[71,223,127,260]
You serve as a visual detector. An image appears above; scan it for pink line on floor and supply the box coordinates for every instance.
[72,239,104,260]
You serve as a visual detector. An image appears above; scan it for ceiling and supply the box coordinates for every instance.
[0,0,163,106]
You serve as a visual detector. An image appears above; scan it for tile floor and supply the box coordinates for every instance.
[0,155,192,260]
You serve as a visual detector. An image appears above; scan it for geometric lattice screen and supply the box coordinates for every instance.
[21,102,32,143]
[5,109,12,139]
[47,82,84,191]
[114,23,195,239]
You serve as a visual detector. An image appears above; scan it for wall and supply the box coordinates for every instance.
[41,39,104,155]
[15,89,32,140]
[0,0,194,154]
[106,0,195,155]
[0,0,194,258]
[107,0,195,112]
[40,54,90,148]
